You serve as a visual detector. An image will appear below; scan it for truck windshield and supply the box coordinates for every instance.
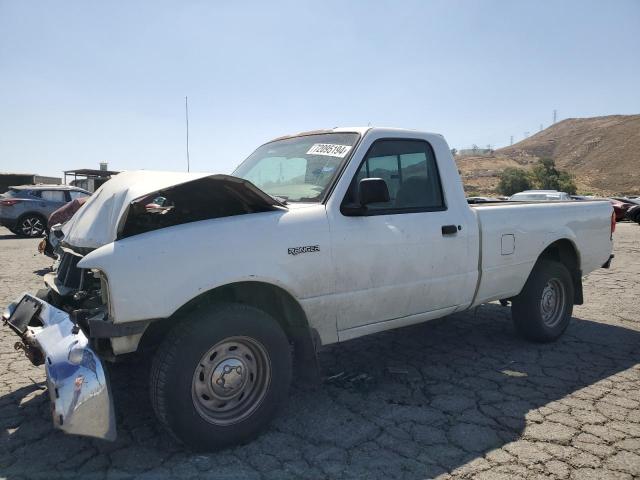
[233,132,360,202]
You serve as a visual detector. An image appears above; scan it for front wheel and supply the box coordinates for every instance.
[511,259,574,342]
[16,214,46,237]
[150,303,292,450]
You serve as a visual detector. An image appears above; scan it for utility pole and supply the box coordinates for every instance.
[510,135,513,146]
[185,96,190,172]
[553,109,557,124]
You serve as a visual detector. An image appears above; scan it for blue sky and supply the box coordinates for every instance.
[1,0,639,178]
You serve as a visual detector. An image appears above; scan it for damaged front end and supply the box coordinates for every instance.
[61,171,285,251]
[3,171,286,441]
[3,294,116,440]
[43,172,285,315]
[40,173,286,347]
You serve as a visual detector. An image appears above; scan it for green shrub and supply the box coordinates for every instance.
[498,168,532,196]
[498,158,577,196]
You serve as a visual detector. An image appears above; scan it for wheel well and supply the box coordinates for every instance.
[140,281,321,383]
[537,239,583,304]
[18,211,47,223]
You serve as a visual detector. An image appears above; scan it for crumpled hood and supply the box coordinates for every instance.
[62,170,282,250]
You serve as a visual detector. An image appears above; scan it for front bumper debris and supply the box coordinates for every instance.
[2,293,116,441]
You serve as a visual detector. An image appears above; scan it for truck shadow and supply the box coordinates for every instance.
[1,304,639,478]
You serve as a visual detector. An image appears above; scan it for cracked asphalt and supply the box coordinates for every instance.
[1,223,639,479]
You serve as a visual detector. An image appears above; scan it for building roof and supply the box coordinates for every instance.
[64,168,120,177]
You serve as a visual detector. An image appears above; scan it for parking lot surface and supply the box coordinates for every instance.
[1,224,639,479]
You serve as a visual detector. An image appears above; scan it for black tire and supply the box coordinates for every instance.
[511,259,574,342]
[626,205,640,224]
[623,206,633,221]
[150,303,292,451]
[15,214,47,237]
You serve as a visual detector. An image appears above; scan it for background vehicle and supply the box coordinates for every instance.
[466,196,504,204]
[509,190,571,201]
[608,198,632,222]
[625,204,640,224]
[0,185,90,237]
[612,196,640,206]
[4,127,614,450]
[570,195,596,201]
[39,196,91,259]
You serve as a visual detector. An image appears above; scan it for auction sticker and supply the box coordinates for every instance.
[306,143,352,158]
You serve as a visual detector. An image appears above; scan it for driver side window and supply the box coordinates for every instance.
[346,139,445,212]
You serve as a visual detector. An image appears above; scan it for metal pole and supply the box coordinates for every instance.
[185,96,190,172]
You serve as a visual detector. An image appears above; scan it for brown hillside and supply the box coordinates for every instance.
[456,114,640,196]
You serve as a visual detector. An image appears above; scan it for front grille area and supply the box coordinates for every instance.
[57,252,83,289]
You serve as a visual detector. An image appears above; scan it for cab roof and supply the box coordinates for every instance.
[266,126,442,144]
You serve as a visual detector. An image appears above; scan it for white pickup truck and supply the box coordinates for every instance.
[3,127,615,450]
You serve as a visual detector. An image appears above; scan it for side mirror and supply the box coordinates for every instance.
[341,178,390,216]
[359,178,390,205]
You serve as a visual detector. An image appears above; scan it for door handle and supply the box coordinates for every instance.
[441,224,460,235]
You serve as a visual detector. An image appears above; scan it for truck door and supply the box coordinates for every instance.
[327,138,472,336]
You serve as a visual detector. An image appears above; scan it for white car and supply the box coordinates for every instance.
[509,190,571,201]
[3,127,615,449]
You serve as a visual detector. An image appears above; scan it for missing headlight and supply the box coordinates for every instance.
[91,269,112,316]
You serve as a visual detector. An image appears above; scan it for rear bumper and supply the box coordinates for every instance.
[2,293,116,441]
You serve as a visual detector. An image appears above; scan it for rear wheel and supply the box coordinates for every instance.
[150,303,292,450]
[16,214,46,237]
[511,259,574,342]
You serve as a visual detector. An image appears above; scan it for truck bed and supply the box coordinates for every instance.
[469,199,613,307]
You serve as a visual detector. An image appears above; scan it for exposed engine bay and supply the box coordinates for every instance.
[119,175,283,239]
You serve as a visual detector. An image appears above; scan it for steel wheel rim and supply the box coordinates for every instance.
[540,278,565,327]
[21,217,43,236]
[191,336,271,426]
